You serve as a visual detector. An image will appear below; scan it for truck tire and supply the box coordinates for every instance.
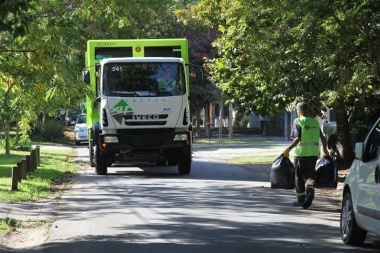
[167,160,178,166]
[95,145,108,175]
[89,140,95,167]
[156,161,166,166]
[178,152,191,175]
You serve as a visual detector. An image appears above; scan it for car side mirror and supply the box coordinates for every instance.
[355,142,364,160]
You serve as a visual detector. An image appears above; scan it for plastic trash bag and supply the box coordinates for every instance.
[315,156,338,189]
[270,155,295,189]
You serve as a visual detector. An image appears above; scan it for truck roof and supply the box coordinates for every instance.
[100,57,184,64]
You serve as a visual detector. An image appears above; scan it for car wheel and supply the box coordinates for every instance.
[340,192,367,245]
[75,140,80,146]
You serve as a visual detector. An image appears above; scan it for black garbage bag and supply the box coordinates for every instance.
[270,155,295,189]
[315,156,338,189]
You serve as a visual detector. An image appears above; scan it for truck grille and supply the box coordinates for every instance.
[117,128,175,135]
[123,114,168,126]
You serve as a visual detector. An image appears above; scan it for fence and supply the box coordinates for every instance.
[11,145,40,191]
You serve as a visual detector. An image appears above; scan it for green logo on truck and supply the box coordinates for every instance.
[110,99,133,124]
[110,100,133,115]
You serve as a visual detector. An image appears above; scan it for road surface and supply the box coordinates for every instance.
[2,144,380,252]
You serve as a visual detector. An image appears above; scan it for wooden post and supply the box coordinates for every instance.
[26,155,31,173]
[35,145,40,167]
[21,159,27,180]
[31,149,36,172]
[16,162,22,182]
[11,166,20,191]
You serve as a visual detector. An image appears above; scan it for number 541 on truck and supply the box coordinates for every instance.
[82,38,198,175]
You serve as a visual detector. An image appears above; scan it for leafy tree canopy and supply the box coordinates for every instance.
[188,0,380,118]
[0,0,34,36]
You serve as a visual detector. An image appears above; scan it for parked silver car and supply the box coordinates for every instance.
[74,113,88,146]
[340,116,380,245]
[65,109,82,126]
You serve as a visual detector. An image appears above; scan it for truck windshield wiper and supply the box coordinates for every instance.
[109,91,139,97]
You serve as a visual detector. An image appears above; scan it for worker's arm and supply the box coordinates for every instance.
[283,137,300,158]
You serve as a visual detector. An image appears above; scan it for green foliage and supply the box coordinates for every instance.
[34,120,65,142]
[0,217,22,236]
[0,0,34,36]
[0,0,234,150]
[190,0,380,117]
[0,135,31,151]
[13,134,32,151]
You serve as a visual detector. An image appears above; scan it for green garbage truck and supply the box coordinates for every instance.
[82,39,193,175]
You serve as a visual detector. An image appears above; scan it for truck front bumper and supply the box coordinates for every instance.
[98,130,191,152]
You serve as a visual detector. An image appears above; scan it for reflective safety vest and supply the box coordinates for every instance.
[294,116,320,157]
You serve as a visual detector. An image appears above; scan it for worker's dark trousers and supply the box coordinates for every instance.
[294,156,318,197]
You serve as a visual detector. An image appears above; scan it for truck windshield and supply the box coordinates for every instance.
[102,62,185,97]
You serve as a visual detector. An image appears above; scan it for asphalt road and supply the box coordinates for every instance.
[3,144,380,253]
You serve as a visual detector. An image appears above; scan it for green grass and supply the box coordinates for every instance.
[0,217,48,236]
[0,151,29,178]
[193,138,276,145]
[0,147,79,201]
[0,145,79,236]
[228,156,277,164]
[0,217,23,236]
[227,155,295,165]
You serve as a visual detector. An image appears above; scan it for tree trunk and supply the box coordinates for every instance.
[16,123,19,141]
[336,112,354,169]
[228,102,233,140]
[5,124,10,155]
[204,104,210,138]
[195,108,201,137]
[219,97,224,141]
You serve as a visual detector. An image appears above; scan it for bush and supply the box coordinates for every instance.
[13,134,32,151]
[0,134,32,151]
[34,120,65,142]
[0,138,6,149]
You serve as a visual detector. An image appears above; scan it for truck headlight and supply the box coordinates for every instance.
[174,134,188,141]
[104,136,119,143]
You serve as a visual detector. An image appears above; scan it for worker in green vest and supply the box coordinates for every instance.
[283,102,329,209]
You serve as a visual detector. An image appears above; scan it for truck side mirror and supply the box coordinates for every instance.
[82,70,90,84]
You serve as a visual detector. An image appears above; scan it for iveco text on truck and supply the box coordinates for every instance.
[82,39,193,175]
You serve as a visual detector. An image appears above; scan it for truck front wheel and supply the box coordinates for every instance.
[95,145,108,175]
[178,152,191,175]
[89,140,95,167]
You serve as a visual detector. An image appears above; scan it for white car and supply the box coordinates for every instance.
[340,117,380,245]
[74,113,88,146]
